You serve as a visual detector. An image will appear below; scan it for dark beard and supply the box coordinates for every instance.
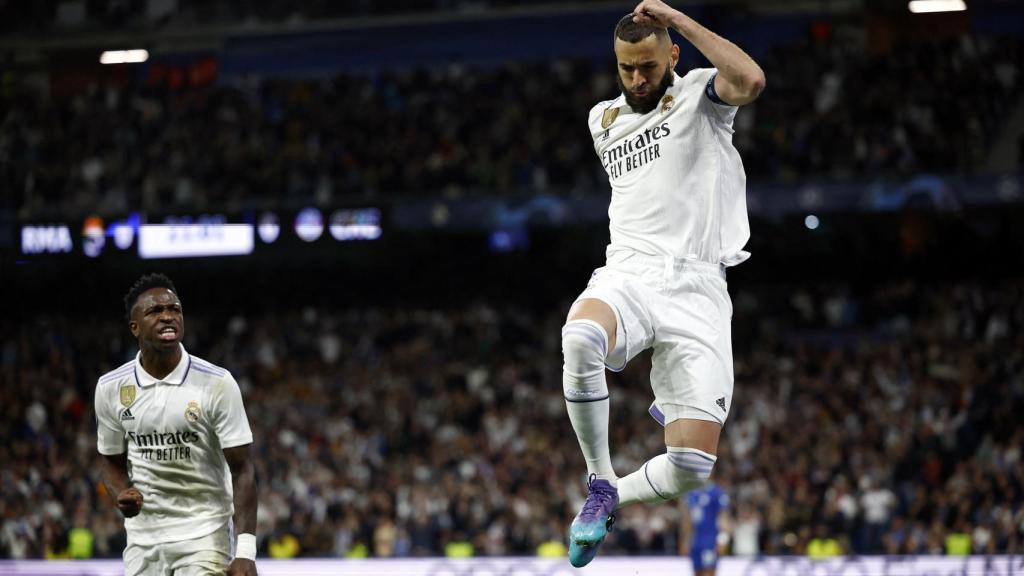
[617,67,674,114]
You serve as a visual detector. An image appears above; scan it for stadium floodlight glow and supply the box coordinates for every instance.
[804,215,820,230]
[99,49,149,64]
[908,0,966,13]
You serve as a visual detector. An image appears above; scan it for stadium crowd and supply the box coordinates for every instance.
[3,33,1021,218]
[1,279,1021,559]
[3,0,577,35]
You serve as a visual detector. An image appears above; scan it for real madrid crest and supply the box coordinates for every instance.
[119,385,137,407]
[661,95,674,112]
[185,400,202,423]
[601,107,619,129]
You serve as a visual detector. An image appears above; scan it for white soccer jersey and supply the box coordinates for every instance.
[94,345,253,546]
[588,68,750,266]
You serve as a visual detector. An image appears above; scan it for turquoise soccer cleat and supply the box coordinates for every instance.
[568,474,619,568]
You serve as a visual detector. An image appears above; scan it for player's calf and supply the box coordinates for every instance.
[616,446,716,507]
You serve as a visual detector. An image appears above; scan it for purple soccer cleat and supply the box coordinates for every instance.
[568,474,619,568]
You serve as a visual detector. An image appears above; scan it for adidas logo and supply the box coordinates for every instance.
[716,398,726,412]
[121,408,136,421]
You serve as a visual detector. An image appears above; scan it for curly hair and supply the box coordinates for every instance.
[614,13,670,44]
[124,273,179,320]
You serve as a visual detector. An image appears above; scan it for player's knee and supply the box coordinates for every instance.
[664,447,716,497]
[561,320,608,377]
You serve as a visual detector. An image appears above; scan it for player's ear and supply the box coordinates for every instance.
[129,320,139,338]
[670,44,680,67]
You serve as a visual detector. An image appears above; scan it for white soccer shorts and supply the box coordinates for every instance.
[573,248,735,426]
[123,522,232,576]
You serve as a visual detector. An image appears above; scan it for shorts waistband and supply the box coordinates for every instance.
[607,250,727,280]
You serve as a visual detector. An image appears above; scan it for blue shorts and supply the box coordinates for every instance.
[691,547,718,570]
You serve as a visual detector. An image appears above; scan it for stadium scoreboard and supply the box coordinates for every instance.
[16,207,383,261]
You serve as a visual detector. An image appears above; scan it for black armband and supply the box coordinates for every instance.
[705,73,728,105]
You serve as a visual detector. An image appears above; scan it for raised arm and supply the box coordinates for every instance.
[633,0,765,105]
[224,444,258,576]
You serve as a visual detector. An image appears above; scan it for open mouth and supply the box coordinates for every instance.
[158,326,178,341]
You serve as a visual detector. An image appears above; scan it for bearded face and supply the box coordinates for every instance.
[617,65,674,114]
[613,31,679,114]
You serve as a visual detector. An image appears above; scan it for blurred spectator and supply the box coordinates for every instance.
[806,523,841,559]
[860,476,896,553]
[731,505,761,557]
[267,533,300,559]
[1,0,599,35]
[945,520,971,556]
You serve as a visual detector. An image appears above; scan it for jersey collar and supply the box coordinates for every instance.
[134,344,192,388]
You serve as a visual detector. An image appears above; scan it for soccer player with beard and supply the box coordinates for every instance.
[94,274,258,575]
[561,0,764,567]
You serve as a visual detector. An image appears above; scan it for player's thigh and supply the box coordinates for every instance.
[167,525,231,576]
[665,418,721,454]
[567,298,618,350]
[650,273,734,434]
[649,337,731,440]
[124,542,167,576]
[569,269,656,371]
[171,561,229,576]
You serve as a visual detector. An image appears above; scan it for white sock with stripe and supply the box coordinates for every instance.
[562,320,617,485]
[617,447,716,507]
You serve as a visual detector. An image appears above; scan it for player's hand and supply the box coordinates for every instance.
[633,0,680,28]
[226,558,257,575]
[116,487,143,518]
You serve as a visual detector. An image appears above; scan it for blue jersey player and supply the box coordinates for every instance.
[680,484,730,575]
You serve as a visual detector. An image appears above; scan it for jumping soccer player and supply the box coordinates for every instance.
[95,273,258,575]
[561,0,764,567]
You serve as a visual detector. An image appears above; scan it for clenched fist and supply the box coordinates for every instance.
[226,558,258,575]
[632,0,681,28]
[117,487,144,518]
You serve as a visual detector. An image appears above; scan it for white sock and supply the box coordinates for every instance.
[562,320,617,485]
[617,447,716,507]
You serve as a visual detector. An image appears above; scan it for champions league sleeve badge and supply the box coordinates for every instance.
[601,107,619,129]
[119,384,137,407]
[185,400,202,423]
[661,95,674,112]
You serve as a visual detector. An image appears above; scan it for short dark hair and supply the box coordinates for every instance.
[614,13,670,44]
[124,273,179,320]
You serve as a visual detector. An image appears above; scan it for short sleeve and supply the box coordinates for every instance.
[588,100,614,155]
[95,382,126,455]
[209,373,254,449]
[588,101,606,132]
[692,68,738,125]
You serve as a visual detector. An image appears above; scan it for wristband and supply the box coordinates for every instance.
[236,533,257,560]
